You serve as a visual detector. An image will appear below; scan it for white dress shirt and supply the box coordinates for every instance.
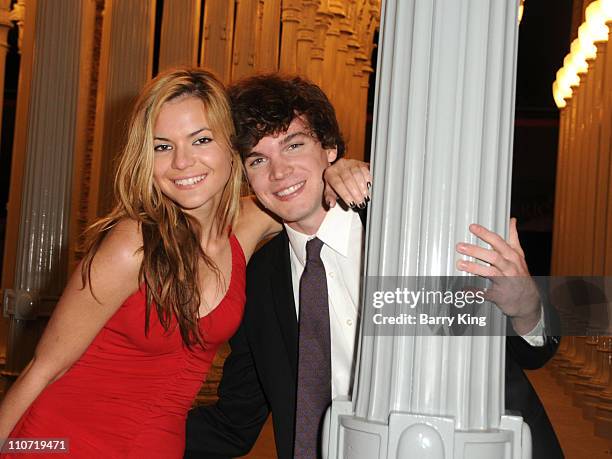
[285,205,362,398]
[285,206,544,399]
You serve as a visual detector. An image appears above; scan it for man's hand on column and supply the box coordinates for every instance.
[455,218,542,336]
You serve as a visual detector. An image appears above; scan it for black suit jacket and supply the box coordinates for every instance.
[184,230,563,459]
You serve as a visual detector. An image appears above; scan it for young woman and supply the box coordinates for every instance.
[0,68,369,458]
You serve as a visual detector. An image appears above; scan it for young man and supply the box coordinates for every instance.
[184,75,562,459]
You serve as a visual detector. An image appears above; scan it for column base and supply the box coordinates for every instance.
[324,400,529,459]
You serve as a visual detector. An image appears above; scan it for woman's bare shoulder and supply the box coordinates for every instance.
[233,196,281,262]
[90,218,144,276]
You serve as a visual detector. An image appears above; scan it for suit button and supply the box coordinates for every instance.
[347,319,353,326]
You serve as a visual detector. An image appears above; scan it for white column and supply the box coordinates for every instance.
[0,0,23,361]
[88,0,155,218]
[2,0,87,374]
[325,1,529,458]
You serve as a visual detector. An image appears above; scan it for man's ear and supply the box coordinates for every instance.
[327,148,338,164]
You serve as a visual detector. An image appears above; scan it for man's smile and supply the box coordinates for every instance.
[274,180,306,199]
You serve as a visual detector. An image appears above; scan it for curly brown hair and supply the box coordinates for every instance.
[228,74,345,161]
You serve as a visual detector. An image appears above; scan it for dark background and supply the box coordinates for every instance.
[512,0,574,275]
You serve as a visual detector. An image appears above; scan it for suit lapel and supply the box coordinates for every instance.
[271,231,299,378]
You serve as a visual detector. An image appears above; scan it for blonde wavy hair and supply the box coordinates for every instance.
[82,68,243,347]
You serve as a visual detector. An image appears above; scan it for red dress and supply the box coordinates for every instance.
[4,234,245,458]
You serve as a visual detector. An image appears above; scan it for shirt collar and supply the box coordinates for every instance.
[284,205,356,267]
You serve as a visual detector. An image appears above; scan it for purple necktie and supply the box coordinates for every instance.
[294,237,332,459]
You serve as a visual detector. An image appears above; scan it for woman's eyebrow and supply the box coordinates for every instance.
[153,127,212,141]
[188,127,212,137]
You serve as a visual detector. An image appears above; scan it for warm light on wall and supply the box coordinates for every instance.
[552,0,610,108]
[518,0,525,24]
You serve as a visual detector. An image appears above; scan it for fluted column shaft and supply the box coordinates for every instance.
[568,73,586,274]
[201,0,235,83]
[327,1,527,457]
[279,0,301,73]
[321,14,341,101]
[551,102,568,276]
[575,57,598,275]
[356,0,515,426]
[334,19,351,142]
[256,0,281,72]
[355,59,372,159]
[231,0,259,80]
[2,0,87,374]
[602,27,612,275]
[552,19,612,277]
[88,0,155,218]
[564,81,579,273]
[311,9,331,87]
[296,0,318,77]
[580,58,597,275]
[0,0,22,356]
[592,41,608,276]
[158,0,200,71]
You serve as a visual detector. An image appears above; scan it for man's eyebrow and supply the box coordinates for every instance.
[279,131,310,145]
[246,131,312,157]
[154,127,211,141]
